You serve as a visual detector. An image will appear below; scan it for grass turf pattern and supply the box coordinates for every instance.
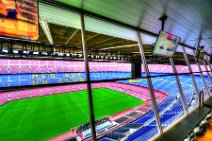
[0,88,144,141]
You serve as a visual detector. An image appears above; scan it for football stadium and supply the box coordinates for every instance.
[0,0,212,141]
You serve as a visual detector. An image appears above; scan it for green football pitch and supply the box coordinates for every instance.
[0,88,144,141]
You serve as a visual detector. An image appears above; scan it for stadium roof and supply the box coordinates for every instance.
[1,1,206,62]
[43,0,212,55]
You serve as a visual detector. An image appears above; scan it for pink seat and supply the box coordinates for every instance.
[73,62,84,72]
[0,92,9,104]
[50,66,57,72]
[59,86,68,93]
[0,65,8,74]
[63,62,70,72]
[0,59,133,74]
[50,87,58,94]
[191,65,199,72]
[20,60,30,73]
[56,87,62,94]
[22,65,31,73]
[201,65,206,71]
[20,59,30,65]
[79,84,87,91]
[41,87,50,96]
[40,65,48,73]
[31,65,38,73]
[9,65,19,74]
[73,85,79,91]
[58,66,64,72]
[48,62,57,72]
[66,85,73,92]
[31,88,41,97]
[10,91,20,100]
[20,90,30,99]
[0,59,8,68]
[63,66,70,72]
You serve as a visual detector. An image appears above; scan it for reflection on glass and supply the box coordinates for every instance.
[0,7,91,141]
[179,74,199,111]
[117,77,163,141]
[85,15,136,81]
[151,76,185,129]
[0,2,211,141]
[84,16,162,140]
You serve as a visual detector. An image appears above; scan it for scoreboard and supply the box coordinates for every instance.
[0,0,39,40]
[153,31,181,57]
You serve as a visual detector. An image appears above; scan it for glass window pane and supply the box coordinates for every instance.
[151,76,185,129]
[0,5,90,141]
[85,16,136,82]
[118,77,164,141]
[84,16,161,140]
[178,74,199,111]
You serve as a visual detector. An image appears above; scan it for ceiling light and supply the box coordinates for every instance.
[39,21,54,45]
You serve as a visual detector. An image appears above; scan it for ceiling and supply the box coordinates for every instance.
[30,1,202,62]
[0,1,196,63]
[0,0,206,64]
[37,22,197,62]
[39,23,136,52]
[56,0,212,54]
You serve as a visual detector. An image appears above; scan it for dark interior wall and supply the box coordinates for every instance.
[131,60,141,78]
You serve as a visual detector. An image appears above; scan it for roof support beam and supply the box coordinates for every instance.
[88,37,114,47]
[87,33,99,41]
[100,43,138,50]
[76,33,99,46]
[65,29,79,45]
